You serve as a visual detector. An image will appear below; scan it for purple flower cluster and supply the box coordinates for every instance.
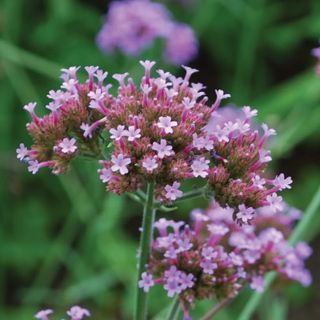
[311,43,320,76]
[96,0,198,65]
[18,62,291,217]
[140,201,311,319]
[35,306,90,320]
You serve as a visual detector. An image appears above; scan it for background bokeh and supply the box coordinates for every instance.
[1,0,320,319]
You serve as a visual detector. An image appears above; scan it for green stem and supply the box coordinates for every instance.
[165,296,180,320]
[237,184,320,320]
[174,185,208,203]
[134,182,156,320]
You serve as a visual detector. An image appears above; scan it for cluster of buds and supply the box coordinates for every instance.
[96,0,198,65]
[35,306,90,320]
[311,43,320,76]
[139,201,312,319]
[18,61,291,218]
[16,65,108,174]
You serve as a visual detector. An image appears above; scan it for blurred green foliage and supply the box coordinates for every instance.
[0,0,320,319]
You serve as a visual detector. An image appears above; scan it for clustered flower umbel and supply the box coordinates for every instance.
[35,306,90,320]
[139,201,312,319]
[96,0,198,65]
[311,42,320,76]
[17,61,291,219]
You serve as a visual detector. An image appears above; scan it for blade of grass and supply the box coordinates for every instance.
[255,70,319,117]
[0,39,61,79]
[271,106,320,157]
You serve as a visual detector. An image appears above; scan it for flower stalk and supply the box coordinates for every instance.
[134,182,156,320]
[165,296,180,320]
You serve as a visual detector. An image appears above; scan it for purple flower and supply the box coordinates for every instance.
[142,157,158,172]
[164,23,198,64]
[182,97,195,109]
[85,66,99,79]
[243,249,261,264]
[180,272,194,290]
[23,102,37,114]
[295,242,312,259]
[215,89,231,102]
[111,154,131,175]
[164,181,183,201]
[192,134,213,151]
[28,160,40,174]
[154,218,171,236]
[152,139,173,159]
[80,123,93,139]
[35,309,53,320]
[273,173,292,191]
[61,66,80,80]
[97,0,171,55]
[164,266,181,279]
[58,138,77,154]
[19,61,292,209]
[138,272,154,292]
[200,259,218,274]
[236,205,254,224]
[229,252,243,266]
[16,143,29,161]
[259,149,272,163]
[98,168,112,183]
[311,46,320,58]
[207,223,229,236]
[169,220,185,234]
[144,199,312,314]
[157,116,178,134]
[242,106,257,119]
[252,174,266,189]
[96,0,198,65]
[164,276,182,297]
[266,193,283,213]
[250,276,265,293]
[140,60,156,74]
[125,126,141,141]
[88,88,106,101]
[164,246,178,259]
[66,305,90,320]
[202,246,218,260]
[110,125,127,140]
[191,157,210,178]
[176,238,193,252]
[259,228,283,245]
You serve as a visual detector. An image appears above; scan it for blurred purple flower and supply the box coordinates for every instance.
[96,0,198,65]
[311,42,320,76]
[164,23,198,64]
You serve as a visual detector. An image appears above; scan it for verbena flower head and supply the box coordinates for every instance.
[18,62,290,216]
[96,0,198,65]
[164,23,198,65]
[141,201,311,319]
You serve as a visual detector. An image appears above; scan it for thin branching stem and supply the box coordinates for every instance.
[134,182,156,320]
[165,296,180,320]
